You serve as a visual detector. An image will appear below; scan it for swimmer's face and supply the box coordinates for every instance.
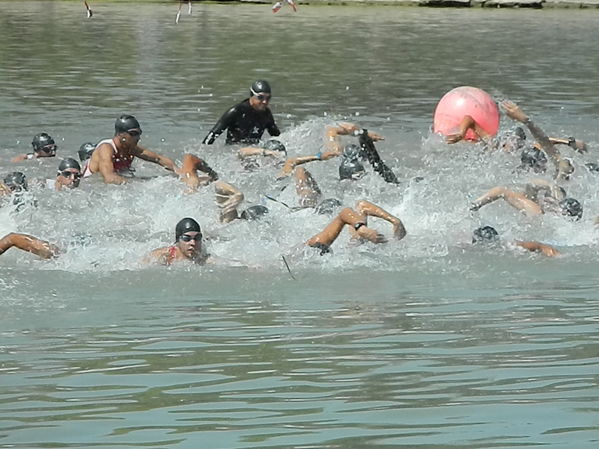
[35,144,57,158]
[177,232,202,259]
[249,93,271,111]
[119,130,141,149]
[57,169,82,189]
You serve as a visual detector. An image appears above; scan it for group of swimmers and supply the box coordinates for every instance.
[1,79,595,266]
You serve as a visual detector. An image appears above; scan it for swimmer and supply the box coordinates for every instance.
[202,80,280,145]
[239,139,288,171]
[470,179,582,220]
[11,133,57,162]
[214,181,269,223]
[272,0,297,13]
[0,172,36,212]
[177,154,219,191]
[0,233,59,260]
[276,122,396,184]
[83,115,177,184]
[501,100,574,181]
[1,172,28,196]
[305,200,406,254]
[145,217,242,266]
[472,226,560,257]
[46,158,82,191]
[78,142,95,162]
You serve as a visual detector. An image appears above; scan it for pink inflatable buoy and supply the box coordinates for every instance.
[433,86,500,141]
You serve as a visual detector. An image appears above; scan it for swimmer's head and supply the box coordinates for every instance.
[339,158,366,181]
[502,127,527,152]
[3,172,28,192]
[559,198,583,220]
[314,198,342,215]
[514,126,526,141]
[58,158,81,172]
[472,226,499,244]
[250,80,271,111]
[78,142,95,162]
[250,80,271,96]
[57,158,82,188]
[32,133,57,156]
[263,139,286,155]
[519,147,547,172]
[175,217,202,242]
[114,115,142,138]
[342,144,362,161]
[240,205,269,221]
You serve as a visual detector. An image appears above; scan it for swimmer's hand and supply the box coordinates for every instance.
[501,100,529,124]
[469,202,482,212]
[392,221,407,241]
[367,131,385,142]
[357,226,388,244]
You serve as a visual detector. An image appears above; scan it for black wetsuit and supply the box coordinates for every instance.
[202,99,280,145]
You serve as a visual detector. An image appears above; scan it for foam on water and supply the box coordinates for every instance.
[2,114,599,275]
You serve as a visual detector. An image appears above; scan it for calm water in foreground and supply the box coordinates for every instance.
[1,2,598,448]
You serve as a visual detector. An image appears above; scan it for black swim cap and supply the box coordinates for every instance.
[240,205,269,220]
[520,147,547,172]
[3,172,28,191]
[339,159,365,181]
[58,158,81,172]
[115,115,142,135]
[250,80,271,96]
[559,198,583,220]
[314,198,342,215]
[514,127,526,140]
[32,133,56,152]
[175,217,202,242]
[78,142,95,161]
[342,144,362,161]
[263,139,286,154]
[472,226,499,244]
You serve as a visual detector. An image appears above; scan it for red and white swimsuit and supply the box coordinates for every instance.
[82,138,135,178]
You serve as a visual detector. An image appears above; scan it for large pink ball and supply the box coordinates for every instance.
[433,86,500,141]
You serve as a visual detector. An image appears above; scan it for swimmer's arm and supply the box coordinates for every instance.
[445,115,491,144]
[266,111,280,137]
[136,146,177,172]
[96,145,127,184]
[356,200,406,240]
[330,122,385,141]
[178,154,218,191]
[546,137,588,154]
[10,154,33,163]
[214,181,244,223]
[202,106,237,144]
[276,155,321,179]
[0,233,59,259]
[514,240,560,257]
[238,147,281,159]
[501,100,563,168]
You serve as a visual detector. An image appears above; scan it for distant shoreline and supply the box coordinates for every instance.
[9,0,599,9]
